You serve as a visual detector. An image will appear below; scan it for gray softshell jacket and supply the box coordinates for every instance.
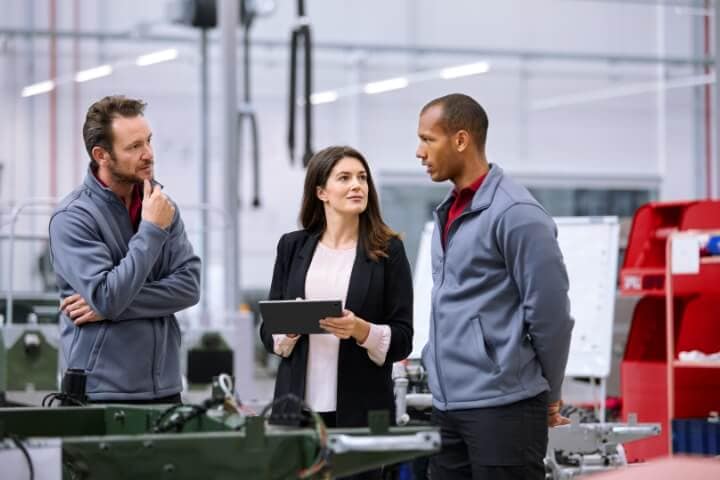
[422,164,574,411]
[49,170,200,400]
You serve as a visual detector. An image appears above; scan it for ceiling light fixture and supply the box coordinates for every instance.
[310,90,339,105]
[74,65,113,83]
[21,80,55,98]
[136,49,179,67]
[440,61,491,79]
[363,77,409,95]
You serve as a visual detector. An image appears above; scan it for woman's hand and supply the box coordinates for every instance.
[319,309,370,343]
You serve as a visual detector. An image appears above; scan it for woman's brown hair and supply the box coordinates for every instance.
[300,146,399,262]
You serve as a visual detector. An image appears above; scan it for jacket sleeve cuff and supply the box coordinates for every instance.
[548,386,562,404]
[273,334,300,357]
[138,219,171,238]
[359,324,391,366]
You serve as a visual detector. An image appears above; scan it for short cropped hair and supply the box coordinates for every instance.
[421,93,488,152]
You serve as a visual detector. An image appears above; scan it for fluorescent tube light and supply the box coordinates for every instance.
[363,77,409,95]
[21,80,55,97]
[136,49,179,67]
[75,65,113,83]
[310,90,339,105]
[440,62,490,79]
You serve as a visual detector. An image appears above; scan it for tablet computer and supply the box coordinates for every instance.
[259,299,343,335]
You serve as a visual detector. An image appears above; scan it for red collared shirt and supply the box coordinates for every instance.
[93,172,143,232]
[443,173,487,248]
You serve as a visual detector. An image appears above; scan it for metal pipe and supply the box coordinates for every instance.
[5,199,57,325]
[73,0,81,185]
[406,393,433,409]
[656,4,668,197]
[0,28,712,67]
[703,0,712,198]
[199,28,209,322]
[49,0,57,199]
[0,234,51,242]
[220,0,239,313]
[574,0,709,7]
[24,1,36,204]
[714,0,720,197]
[329,432,441,454]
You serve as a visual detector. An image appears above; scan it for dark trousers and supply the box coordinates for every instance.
[319,411,383,480]
[89,393,182,405]
[430,392,548,480]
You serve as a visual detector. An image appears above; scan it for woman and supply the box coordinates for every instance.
[259,146,413,435]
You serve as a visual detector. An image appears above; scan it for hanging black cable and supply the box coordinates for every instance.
[287,0,314,167]
[302,20,313,167]
[288,27,298,165]
[239,0,262,208]
[6,435,34,480]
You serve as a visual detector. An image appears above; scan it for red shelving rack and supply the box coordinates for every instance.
[620,200,720,460]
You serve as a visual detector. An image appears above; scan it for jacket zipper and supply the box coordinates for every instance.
[151,321,157,396]
[433,207,483,409]
[432,212,449,409]
[96,185,160,397]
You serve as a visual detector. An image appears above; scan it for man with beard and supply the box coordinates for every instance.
[49,95,200,403]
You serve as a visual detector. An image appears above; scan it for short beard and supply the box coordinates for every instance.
[108,151,146,186]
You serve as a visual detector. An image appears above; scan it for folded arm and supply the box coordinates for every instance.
[49,209,169,320]
[113,212,201,320]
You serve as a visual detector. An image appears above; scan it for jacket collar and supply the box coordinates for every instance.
[436,163,504,214]
[469,163,503,211]
[84,167,163,203]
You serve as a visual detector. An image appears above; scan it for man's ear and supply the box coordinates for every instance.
[455,130,470,153]
[91,146,110,166]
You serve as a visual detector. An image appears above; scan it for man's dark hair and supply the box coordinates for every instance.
[83,95,147,172]
[421,93,489,152]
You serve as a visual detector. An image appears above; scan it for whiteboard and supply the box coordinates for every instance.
[410,217,619,379]
[410,222,435,360]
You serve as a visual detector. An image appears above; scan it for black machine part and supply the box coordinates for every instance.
[239,0,263,208]
[60,368,88,406]
[168,0,218,28]
[287,0,314,167]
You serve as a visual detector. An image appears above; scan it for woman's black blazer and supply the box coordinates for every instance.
[259,229,413,427]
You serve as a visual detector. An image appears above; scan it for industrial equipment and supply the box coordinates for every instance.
[545,414,661,479]
[1,393,439,479]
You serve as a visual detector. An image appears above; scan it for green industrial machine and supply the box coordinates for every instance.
[0,403,439,479]
[1,293,61,393]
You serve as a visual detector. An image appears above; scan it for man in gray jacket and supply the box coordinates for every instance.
[416,93,574,479]
[49,95,200,403]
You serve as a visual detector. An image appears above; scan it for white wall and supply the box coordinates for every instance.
[0,0,709,297]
